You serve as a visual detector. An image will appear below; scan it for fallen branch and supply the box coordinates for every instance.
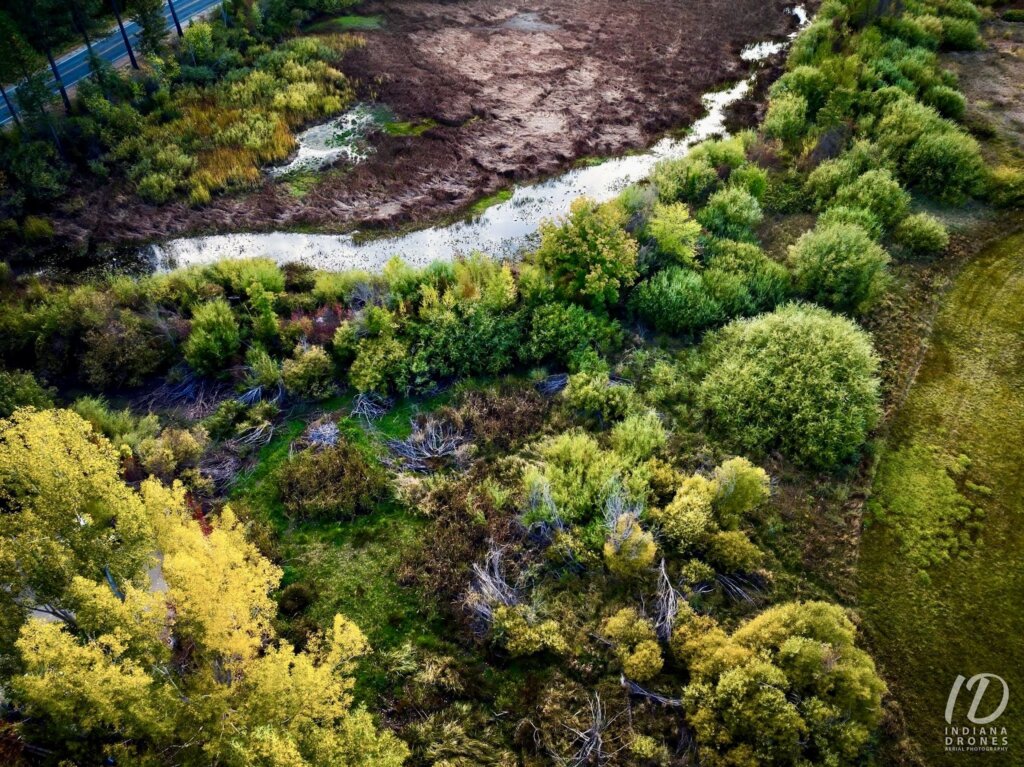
[621,675,682,708]
[535,373,569,397]
[654,559,681,642]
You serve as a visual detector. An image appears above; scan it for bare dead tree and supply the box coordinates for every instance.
[654,559,681,642]
[237,381,284,407]
[142,370,230,419]
[603,483,643,554]
[558,694,627,767]
[198,452,243,492]
[350,392,391,422]
[229,421,276,450]
[385,416,468,472]
[522,474,567,545]
[289,419,340,454]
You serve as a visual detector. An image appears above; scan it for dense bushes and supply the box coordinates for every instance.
[758,0,991,216]
[630,268,722,336]
[699,304,881,469]
[0,370,54,418]
[279,439,389,522]
[675,601,886,767]
[524,302,622,366]
[0,4,362,217]
[0,0,992,761]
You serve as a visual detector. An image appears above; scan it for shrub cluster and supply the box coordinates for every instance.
[279,438,389,522]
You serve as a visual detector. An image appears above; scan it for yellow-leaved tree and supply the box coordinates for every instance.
[1,408,408,766]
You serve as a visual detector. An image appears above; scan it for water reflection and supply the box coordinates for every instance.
[152,6,808,273]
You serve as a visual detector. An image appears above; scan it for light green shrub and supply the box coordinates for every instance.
[698,304,881,470]
[697,187,763,242]
[282,344,335,400]
[183,298,241,375]
[764,93,809,145]
[647,202,702,266]
[788,222,891,314]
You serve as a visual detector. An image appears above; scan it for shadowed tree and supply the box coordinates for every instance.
[7,0,75,113]
[0,11,38,127]
[132,0,167,55]
[167,0,184,37]
[110,0,139,69]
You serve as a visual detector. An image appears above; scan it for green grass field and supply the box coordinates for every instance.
[858,230,1024,765]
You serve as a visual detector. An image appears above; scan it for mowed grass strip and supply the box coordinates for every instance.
[858,230,1024,766]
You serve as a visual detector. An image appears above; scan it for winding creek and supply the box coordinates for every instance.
[151,5,809,273]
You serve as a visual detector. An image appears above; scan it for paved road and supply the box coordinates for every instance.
[1,0,223,126]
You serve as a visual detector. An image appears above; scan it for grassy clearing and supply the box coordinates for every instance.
[858,230,1024,765]
[228,390,455,650]
[307,15,385,31]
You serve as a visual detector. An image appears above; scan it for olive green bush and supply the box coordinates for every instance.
[831,169,910,230]
[534,198,639,310]
[697,187,764,242]
[763,93,809,146]
[523,303,622,366]
[630,268,723,337]
[675,601,886,767]
[282,344,336,400]
[0,370,54,418]
[651,154,720,205]
[893,212,950,254]
[904,130,984,203]
[279,440,389,522]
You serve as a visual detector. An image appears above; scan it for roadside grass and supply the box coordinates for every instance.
[858,231,1024,765]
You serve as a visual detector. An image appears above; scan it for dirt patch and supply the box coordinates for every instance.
[58,0,801,252]
[945,19,1024,165]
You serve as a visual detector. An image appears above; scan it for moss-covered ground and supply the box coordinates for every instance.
[229,391,454,652]
[858,230,1024,766]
